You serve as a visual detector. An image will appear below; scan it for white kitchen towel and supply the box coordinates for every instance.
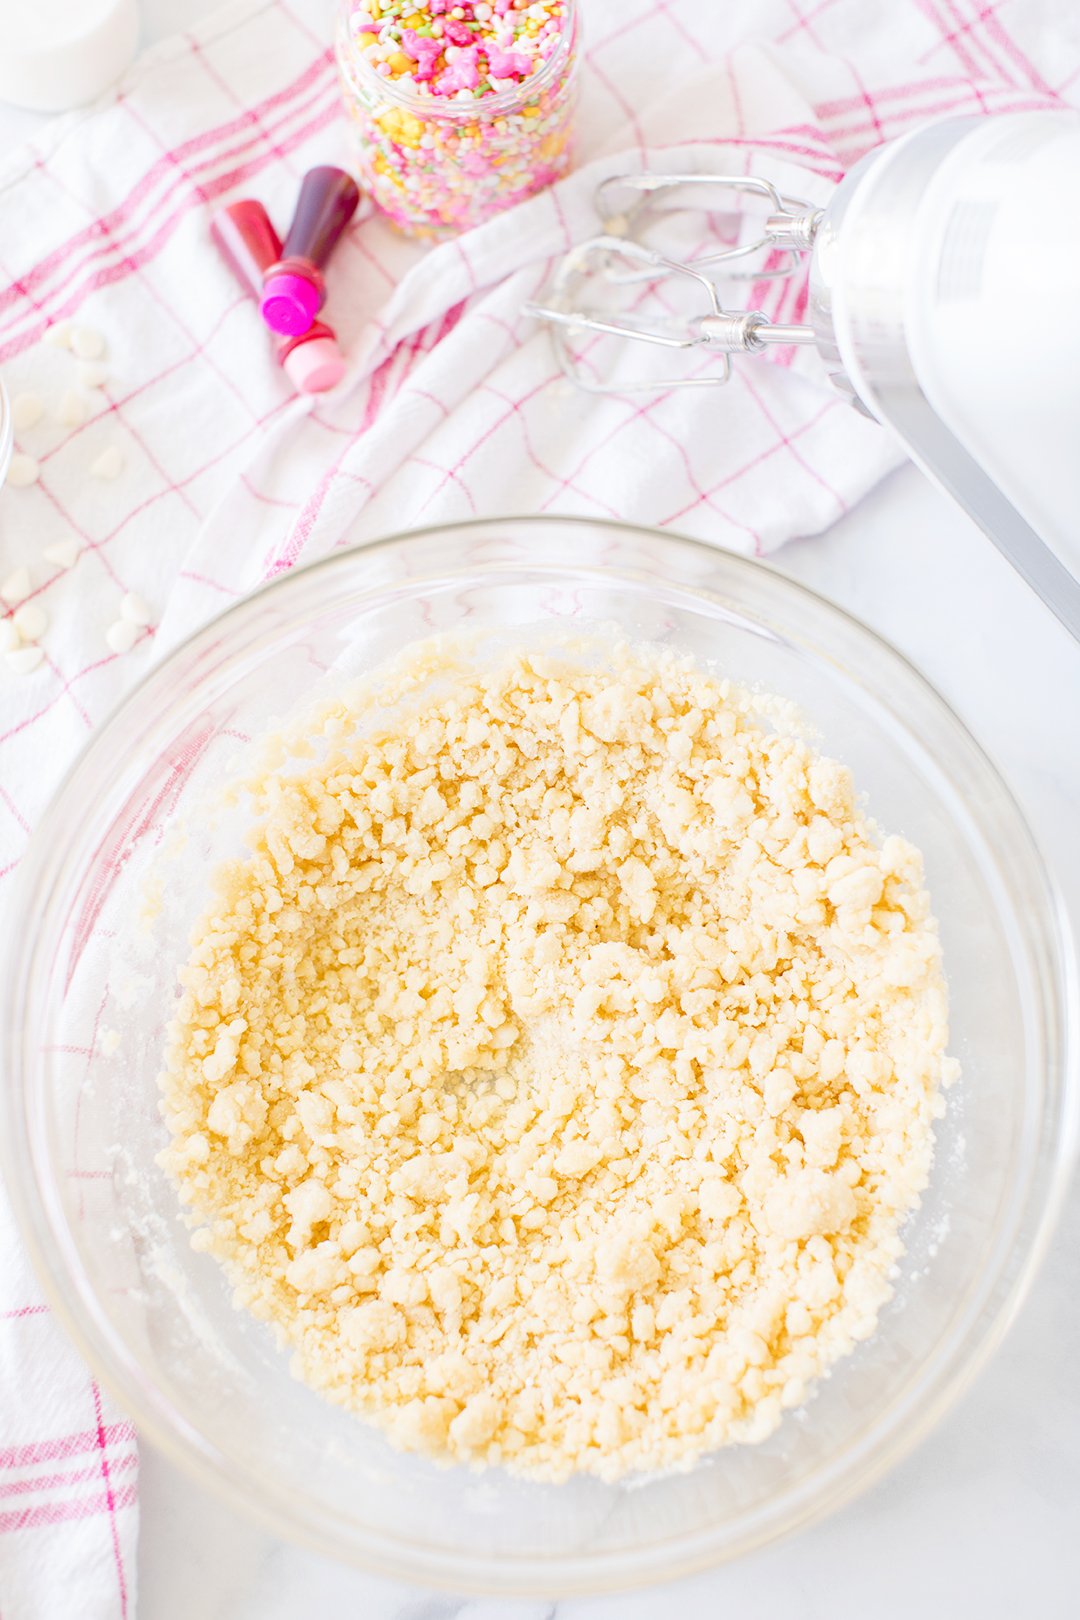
[0,0,1076,1614]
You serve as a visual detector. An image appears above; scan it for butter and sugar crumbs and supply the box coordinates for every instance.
[159,634,955,1482]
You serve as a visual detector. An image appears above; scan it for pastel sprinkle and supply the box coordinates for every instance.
[401,27,443,78]
[442,17,474,45]
[437,51,481,92]
[487,44,532,77]
[0,618,19,655]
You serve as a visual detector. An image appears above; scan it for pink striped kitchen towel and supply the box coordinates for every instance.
[0,0,1076,1613]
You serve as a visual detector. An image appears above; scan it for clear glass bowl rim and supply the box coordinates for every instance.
[2,515,1077,1595]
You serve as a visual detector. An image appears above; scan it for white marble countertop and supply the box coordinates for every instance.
[3,5,1078,1616]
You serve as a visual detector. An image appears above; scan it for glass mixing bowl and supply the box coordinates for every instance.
[2,518,1076,1595]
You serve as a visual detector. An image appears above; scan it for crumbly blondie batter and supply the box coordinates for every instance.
[159,635,953,1482]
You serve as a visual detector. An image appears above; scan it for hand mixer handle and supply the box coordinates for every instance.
[810,111,1080,643]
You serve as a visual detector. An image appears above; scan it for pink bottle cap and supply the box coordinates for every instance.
[261,271,321,335]
[283,335,347,394]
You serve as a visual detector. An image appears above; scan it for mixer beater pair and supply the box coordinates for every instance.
[523,115,1080,644]
[526,170,824,393]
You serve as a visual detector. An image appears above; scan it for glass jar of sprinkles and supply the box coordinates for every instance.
[335,0,581,239]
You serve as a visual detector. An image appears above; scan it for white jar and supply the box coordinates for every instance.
[0,0,139,113]
[335,0,580,239]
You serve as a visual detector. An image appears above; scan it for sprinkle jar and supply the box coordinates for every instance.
[335,0,581,239]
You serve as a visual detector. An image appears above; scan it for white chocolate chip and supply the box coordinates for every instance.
[56,389,90,428]
[1,566,32,604]
[6,452,40,487]
[76,361,109,390]
[12,393,44,431]
[120,591,151,626]
[13,601,47,641]
[0,618,20,655]
[41,320,73,349]
[71,326,107,360]
[5,644,44,675]
[105,618,138,654]
[90,445,124,480]
[44,537,82,571]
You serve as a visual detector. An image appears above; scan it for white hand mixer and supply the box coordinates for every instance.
[528,111,1080,642]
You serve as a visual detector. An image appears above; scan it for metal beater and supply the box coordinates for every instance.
[527,113,1080,640]
[526,172,823,393]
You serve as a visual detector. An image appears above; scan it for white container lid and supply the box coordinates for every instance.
[0,0,139,113]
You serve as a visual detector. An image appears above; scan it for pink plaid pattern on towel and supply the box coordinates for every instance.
[1,0,1076,1614]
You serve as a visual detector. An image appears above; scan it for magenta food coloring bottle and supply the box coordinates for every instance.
[259,167,362,337]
